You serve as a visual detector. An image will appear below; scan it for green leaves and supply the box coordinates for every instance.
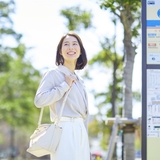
[99,0,141,38]
[0,51,41,127]
[0,1,41,129]
[60,6,93,31]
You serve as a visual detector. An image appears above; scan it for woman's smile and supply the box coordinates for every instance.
[67,51,76,55]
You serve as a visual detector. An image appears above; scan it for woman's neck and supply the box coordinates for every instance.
[63,61,75,73]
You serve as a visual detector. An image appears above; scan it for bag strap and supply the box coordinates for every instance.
[38,87,71,126]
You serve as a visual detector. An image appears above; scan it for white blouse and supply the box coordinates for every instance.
[34,65,89,129]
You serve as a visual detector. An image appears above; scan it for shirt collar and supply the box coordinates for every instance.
[58,64,79,80]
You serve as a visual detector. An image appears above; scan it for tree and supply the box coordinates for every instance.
[0,0,21,72]
[0,0,41,128]
[60,6,93,31]
[88,31,123,160]
[100,0,141,159]
[0,0,41,158]
[0,44,40,127]
[89,36,123,117]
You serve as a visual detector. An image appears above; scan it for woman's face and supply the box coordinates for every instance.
[61,35,81,63]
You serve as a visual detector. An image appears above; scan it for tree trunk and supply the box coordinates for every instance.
[10,127,15,159]
[112,61,118,160]
[121,8,136,160]
[111,60,118,117]
[123,132,135,160]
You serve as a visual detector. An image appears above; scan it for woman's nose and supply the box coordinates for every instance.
[68,44,73,49]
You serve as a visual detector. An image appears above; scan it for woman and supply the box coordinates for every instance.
[34,31,91,160]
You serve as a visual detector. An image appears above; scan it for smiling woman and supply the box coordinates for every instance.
[34,31,91,160]
[56,31,87,71]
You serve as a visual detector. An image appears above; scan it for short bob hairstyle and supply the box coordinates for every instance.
[55,31,87,70]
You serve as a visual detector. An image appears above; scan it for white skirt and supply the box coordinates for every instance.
[50,117,90,160]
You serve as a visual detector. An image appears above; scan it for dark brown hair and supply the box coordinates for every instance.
[55,31,87,70]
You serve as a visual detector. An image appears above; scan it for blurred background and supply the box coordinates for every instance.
[0,0,142,159]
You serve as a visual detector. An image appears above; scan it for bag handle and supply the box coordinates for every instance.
[38,87,71,126]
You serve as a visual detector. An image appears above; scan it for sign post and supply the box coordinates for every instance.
[142,0,160,159]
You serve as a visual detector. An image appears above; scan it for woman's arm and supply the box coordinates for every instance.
[34,70,70,108]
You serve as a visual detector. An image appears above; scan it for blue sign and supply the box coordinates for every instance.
[147,20,160,27]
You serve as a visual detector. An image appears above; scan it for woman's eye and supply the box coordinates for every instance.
[64,43,68,46]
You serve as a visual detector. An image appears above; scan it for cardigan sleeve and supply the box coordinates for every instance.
[34,70,70,108]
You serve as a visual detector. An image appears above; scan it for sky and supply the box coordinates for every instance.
[12,0,142,118]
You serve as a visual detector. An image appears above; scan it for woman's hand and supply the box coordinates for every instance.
[65,75,76,87]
